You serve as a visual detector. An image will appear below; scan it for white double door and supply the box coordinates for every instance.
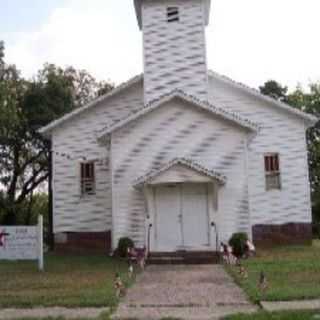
[155,183,210,252]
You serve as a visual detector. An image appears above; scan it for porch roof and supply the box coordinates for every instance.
[133,157,227,188]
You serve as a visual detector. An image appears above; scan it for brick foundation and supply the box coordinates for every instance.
[252,223,312,247]
[54,231,112,254]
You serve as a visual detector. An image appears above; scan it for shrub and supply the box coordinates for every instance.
[117,237,134,258]
[229,232,248,257]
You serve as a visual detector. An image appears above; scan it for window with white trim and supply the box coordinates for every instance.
[264,153,281,190]
[80,162,95,195]
[167,7,179,22]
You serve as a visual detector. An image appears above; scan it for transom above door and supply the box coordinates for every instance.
[154,183,210,252]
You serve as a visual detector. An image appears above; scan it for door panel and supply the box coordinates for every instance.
[182,184,209,248]
[155,185,182,251]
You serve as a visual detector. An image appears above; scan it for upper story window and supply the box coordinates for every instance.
[264,153,281,191]
[81,162,95,195]
[167,7,179,23]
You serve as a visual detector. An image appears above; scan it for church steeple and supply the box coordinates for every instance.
[135,0,211,104]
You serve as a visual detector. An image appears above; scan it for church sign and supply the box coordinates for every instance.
[0,215,44,270]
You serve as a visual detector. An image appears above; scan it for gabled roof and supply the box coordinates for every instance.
[38,74,143,136]
[97,89,259,140]
[209,70,318,126]
[38,70,318,137]
[133,157,226,188]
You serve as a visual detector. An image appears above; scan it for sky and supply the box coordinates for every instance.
[1,0,320,91]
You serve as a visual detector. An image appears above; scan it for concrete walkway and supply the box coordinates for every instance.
[0,307,109,320]
[113,265,257,320]
[261,299,320,312]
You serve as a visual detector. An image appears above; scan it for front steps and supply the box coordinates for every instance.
[147,251,220,265]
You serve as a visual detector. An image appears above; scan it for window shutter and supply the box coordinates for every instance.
[264,156,269,172]
[274,155,279,171]
[78,161,96,196]
[264,153,281,190]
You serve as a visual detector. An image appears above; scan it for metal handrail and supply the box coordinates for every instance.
[211,221,219,253]
[147,223,152,256]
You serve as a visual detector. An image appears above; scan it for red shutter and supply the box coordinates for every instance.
[264,156,269,172]
[265,154,279,173]
[270,156,275,171]
[91,163,95,180]
[81,163,85,179]
[274,155,279,171]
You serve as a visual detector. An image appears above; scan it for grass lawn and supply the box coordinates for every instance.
[224,310,320,320]
[226,240,320,302]
[0,253,134,308]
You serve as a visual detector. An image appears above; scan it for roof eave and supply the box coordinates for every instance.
[208,70,318,126]
[134,0,142,30]
[38,74,143,137]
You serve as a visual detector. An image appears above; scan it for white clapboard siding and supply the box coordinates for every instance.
[52,79,144,233]
[111,98,250,248]
[50,71,313,243]
[208,74,312,226]
[142,0,208,103]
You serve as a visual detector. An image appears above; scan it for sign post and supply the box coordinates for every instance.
[0,215,44,271]
[38,215,44,271]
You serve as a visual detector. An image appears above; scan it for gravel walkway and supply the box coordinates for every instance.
[0,307,109,320]
[261,299,320,312]
[113,265,257,320]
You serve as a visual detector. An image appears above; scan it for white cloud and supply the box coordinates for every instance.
[208,0,320,90]
[3,0,143,84]
[2,0,320,90]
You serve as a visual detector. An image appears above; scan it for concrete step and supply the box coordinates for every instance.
[147,251,220,265]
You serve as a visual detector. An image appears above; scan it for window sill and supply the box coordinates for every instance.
[265,188,282,192]
[80,193,96,200]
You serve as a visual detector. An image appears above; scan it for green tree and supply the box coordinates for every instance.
[287,85,320,192]
[35,64,114,111]
[0,41,4,66]
[259,80,288,102]
[0,44,114,225]
[0,59,28,224]
[288,85,320,228]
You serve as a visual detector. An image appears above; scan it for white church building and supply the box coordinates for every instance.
[40,0,317,253]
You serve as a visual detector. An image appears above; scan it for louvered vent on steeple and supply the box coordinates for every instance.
[167,7,179,22]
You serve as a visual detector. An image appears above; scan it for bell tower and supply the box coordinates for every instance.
[135,0,211,104]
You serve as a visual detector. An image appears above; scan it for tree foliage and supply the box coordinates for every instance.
[0,43,114,225]
[0,41,4,66]
[287,85,320,225]
[259,80,288,102]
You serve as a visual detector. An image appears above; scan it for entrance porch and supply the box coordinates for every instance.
[133,158,226,255]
